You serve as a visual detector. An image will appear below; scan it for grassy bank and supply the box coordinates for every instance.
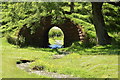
[30,54,118,78]
[1,38,49,78]
[1,38,119,78]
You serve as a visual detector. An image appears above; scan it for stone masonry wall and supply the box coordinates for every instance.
[18,16,85,47]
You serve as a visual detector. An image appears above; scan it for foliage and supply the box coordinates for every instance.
[6,35,18,45]
[1,2,65,34]
[103,3,120,33]
[17,35,26,47]
[110,32,120,45]
[1,2,120,45]
[5,33,26,47]
[49,27,63,38]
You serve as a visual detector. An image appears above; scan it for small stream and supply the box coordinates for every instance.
[17,62,76,78]
[49,44,63,49]
[49,40,63,49]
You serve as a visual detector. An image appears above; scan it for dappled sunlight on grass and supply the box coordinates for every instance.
[30,53,118,78]
[58,42,120,55]
[1,38,119,78]
[1,38,49,78]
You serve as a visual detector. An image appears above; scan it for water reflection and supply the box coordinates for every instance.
[49,44,63,49]
[49,40,63,49]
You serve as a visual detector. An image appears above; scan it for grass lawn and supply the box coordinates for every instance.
[1,38,48,78]
[0,38,119,78]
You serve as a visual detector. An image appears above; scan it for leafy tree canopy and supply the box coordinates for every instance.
[1,2,120,39]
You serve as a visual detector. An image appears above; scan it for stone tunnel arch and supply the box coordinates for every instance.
[18,16,85,48]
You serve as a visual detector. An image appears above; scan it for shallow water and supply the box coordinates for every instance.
[48,44,63,49]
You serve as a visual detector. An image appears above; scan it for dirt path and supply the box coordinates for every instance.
[17,62,77,78]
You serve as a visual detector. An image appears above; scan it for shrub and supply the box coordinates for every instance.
[6,35,18,45]
[6,34,26,48]
[17,35,26,48]
[82,32,97,48]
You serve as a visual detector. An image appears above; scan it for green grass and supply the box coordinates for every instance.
[49,36,64,45]
[1,37,119,78]
[1,38,49,78]
[30,54,118,78]
[58,41,120,55]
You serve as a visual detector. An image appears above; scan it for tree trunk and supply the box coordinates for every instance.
[92,2,112,45]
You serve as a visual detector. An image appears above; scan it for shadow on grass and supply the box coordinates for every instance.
[14,41,120,55]
[65,42,120,55]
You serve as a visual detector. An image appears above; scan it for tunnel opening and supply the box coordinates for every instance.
[48,26,64,49]
[17,16,84,48]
